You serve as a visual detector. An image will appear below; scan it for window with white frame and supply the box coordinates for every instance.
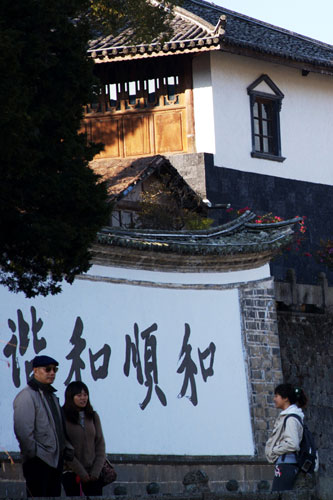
[247,74,285,162]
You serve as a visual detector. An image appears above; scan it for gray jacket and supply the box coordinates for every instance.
[14,381,69,468]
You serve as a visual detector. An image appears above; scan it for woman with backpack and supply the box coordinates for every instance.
[265,383,307,492]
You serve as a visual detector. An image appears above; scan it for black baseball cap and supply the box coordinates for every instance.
[32,355,59,368]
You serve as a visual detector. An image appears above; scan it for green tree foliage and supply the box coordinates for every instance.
[137,177,212,230]
[89,0,179,43]
[0,0,110,297]
[0,0,179,297]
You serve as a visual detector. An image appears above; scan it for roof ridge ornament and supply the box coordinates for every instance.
[213,15,226,36]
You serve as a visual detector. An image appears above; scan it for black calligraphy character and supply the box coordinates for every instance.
[123,323,143,384]
[4,310,33,387]
[65,317,86,385]
[3,307,47,387]
[24,307,47,381]
[141,324,167,410]
[3,319,20,388]
[198,342,216,382]
[124,323,167,410]
[177,323,198,406]
[89,344,111,381]
[30,306,46,354]
[24,358,34,382]
[17,310,30,356]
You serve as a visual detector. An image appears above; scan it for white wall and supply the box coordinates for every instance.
[193,50,333,185]
[0,265,271,457]
[192,53,216,154]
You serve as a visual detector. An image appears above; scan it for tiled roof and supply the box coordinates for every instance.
[89,0,333,71]
[89,5,223,62]
[92,211,301,271]
[91,155,204,205]
[98,211,299,254]
[183,0,333,69]
[91,156,160,201]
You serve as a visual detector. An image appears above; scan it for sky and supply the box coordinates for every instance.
[209,0,333,45]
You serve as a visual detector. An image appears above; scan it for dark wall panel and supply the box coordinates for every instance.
[205,158,333,285]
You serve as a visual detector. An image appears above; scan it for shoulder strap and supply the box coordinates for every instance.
[283,413,303,429]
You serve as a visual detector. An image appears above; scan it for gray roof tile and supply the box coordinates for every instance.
[97,211,300,256]
[182,0,333,67]
[89,0,333,69]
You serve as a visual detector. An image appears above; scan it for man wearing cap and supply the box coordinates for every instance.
[13,355,73,497]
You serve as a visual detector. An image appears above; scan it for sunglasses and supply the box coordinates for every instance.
[42,366,58,373]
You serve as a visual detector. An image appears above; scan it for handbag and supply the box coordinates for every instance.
[100,458,117,485]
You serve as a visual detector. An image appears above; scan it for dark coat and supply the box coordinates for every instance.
[64,411,106,479]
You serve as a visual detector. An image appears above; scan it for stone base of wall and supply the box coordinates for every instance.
[0,493,322,500]
[0,460,275,497]
[0,481,321,500]
[104,462,274,496]
[0,459,323,499]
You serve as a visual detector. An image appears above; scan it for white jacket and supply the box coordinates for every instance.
[265,404,304,464]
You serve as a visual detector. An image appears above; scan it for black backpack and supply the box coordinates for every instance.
[283,414,319,473]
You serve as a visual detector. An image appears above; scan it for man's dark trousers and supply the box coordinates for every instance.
[23,456,63,497]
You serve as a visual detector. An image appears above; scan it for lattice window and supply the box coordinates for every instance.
[84,75,181,114]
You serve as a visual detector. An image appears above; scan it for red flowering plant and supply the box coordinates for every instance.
[256,213,307,254]
[226,207,308,254]
[226,206,251,216]
[316,239,333,269]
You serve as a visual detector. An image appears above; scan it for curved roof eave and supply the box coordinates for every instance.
[91,211,300,272]
[88,0,333,72]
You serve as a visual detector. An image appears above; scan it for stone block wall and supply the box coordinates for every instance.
[239,278,283,457]
[167,152,208,199]
[278,311,333,479]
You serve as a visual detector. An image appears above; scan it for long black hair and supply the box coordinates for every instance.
[274,383,308,409]
[63,381,95,423]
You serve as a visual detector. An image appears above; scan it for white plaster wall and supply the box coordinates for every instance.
[192,53,216,154]
[0,264,266,456]
[89,262,270,285]
[193,50,333,185]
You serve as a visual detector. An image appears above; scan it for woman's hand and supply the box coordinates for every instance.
[89,475,99,482]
